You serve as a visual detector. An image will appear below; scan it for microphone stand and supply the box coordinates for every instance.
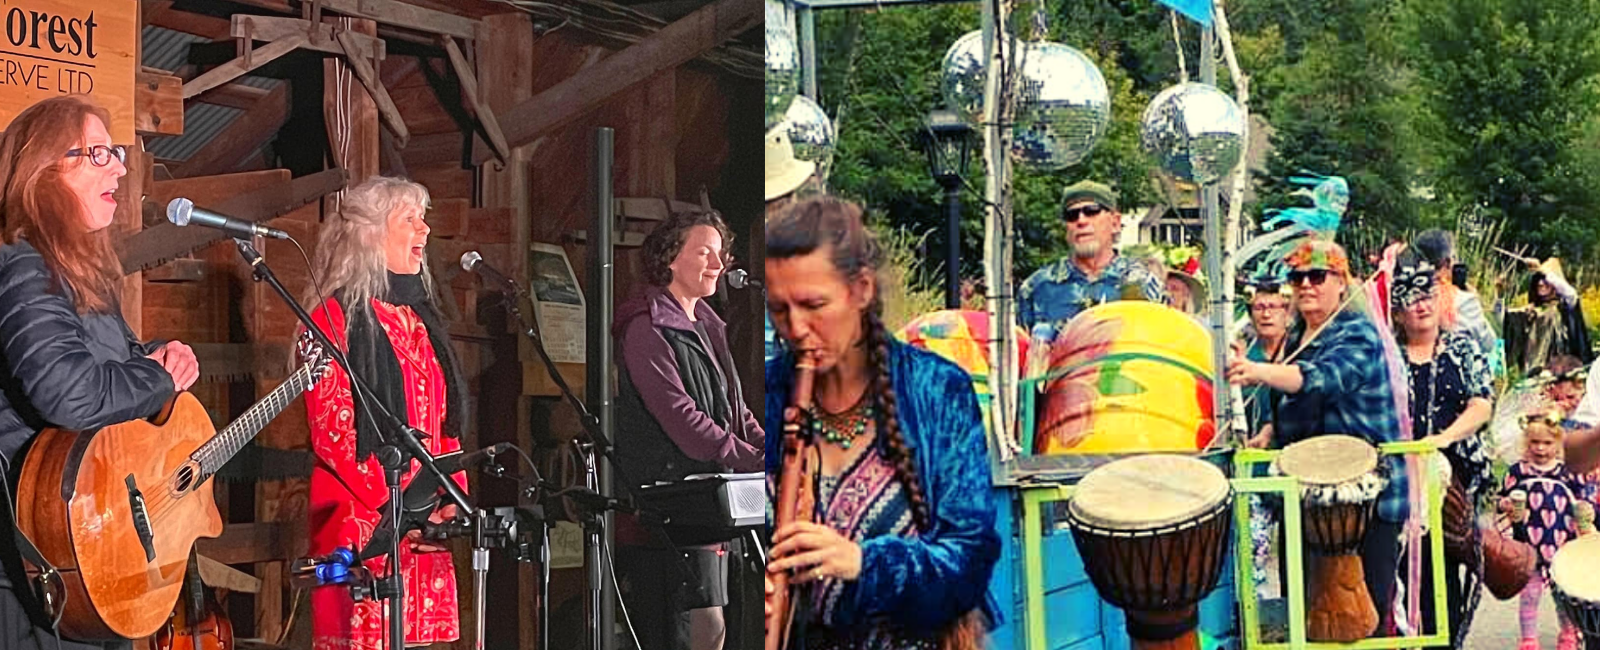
[233,239,473,650]
[484,281,697,650]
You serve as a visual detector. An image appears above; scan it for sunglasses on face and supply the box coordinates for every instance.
[1287,269,1331,287]
[1063,204,1106,223]
[65,145,127,167]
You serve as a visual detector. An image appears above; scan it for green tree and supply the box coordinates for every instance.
[1408,0,1600,262]
[1234,0,1422,259]
[816,3,1156,284]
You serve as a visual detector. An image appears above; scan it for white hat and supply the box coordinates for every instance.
[765,127,816,202]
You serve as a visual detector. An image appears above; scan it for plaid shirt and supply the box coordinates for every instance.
[1017,253,1165,331]
[1273,307,1409,523]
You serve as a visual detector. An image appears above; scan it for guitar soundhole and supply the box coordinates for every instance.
[174,466,195,493]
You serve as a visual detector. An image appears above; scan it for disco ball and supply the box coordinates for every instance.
[765,0,800,131]
[940,30,986,125]
[1011,41,1111,170]
[784,94,836,186]
[1140,82,1246,185]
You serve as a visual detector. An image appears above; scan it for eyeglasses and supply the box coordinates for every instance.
[1287,269,1331,287]
[1063,204,1106,223]
[1249,303,1288,315]
[65,145,127,167]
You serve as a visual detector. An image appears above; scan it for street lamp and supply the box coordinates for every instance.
[921,108,974,309]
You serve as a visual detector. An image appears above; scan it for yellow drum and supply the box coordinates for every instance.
[1034,301,1215,454]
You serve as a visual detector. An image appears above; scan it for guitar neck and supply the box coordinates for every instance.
[192,363,318,480]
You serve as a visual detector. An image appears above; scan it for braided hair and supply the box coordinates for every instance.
[766,197,933,531]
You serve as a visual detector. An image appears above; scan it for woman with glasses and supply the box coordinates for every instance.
[1227,239,1407,636]
[300,176,469,649]
[0,96,199,648]
[1390,248,1493,647]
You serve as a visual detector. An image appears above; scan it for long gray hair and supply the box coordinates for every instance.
[302,176,439,313]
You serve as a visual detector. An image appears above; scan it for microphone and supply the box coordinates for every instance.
[439,443,513,474]
[460,251,522,296]
[166,198,289,240]
[727,268,762,290]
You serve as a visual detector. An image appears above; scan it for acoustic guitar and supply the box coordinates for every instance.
[14,340,329,640]
[147,552,233,650]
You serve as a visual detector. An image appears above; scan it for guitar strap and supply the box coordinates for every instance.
[1,473,63,629]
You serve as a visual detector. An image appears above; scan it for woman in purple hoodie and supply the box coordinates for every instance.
[613,210,765,650]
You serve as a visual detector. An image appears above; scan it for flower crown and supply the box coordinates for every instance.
[1284,240,1350,277]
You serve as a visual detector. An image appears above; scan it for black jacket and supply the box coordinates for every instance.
[612,286,763,487]
[0,239,174,474]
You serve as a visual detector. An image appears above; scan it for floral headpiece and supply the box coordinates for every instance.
[1284,239,1350,277]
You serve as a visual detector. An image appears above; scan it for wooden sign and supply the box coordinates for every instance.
[0,1,138,142]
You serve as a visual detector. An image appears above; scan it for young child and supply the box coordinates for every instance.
[1499,410,1589,650]
[1545,356,1600,512]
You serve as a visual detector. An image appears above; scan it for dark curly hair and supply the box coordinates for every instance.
[639,210,733,287]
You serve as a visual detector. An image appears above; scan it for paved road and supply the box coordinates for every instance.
[1466,585,1562,650]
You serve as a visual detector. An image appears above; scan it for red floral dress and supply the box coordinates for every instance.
[306,298,464,649]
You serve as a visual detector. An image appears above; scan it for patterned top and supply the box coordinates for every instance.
[1406,330,1494,499]
[306,298,465,649]
[1272,307,1409,523]
[1017,253,1165,332]
[1501,461,1588,575]
[805,453,938,650]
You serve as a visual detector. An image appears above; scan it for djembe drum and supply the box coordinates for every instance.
[1273,436,1388,642]
[1552,534,1600,649]
[1066,455,1233,650]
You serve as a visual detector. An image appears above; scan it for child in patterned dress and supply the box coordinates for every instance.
[1498,411,1588,650]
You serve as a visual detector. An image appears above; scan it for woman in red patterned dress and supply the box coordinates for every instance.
[301,176,469,649]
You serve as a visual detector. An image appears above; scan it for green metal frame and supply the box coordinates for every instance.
[1232,442,1450,650]
[1016,441,1449,650]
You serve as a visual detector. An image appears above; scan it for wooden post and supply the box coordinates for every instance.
[476,13,534,650]
[324,18,382,190]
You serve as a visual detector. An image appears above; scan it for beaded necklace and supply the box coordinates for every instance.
[808,390,875,449]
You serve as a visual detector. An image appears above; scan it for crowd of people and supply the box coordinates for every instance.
[763,110,1600,647]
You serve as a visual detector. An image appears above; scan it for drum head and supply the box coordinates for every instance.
[1552,534,1600,603]
[1277,436,1378,487]
[1069,454,1229,530]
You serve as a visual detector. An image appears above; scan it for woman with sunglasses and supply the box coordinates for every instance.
[1390,248,1493,647]
[0,95,199,649]
[1227,239,1407,636]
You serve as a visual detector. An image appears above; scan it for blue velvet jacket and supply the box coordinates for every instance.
[766,340,1001,634]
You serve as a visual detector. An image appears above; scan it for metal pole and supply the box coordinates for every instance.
[946,184,962,308]
[588,127,617,650]
[1199,22,1232,445]
[799,6,818,99]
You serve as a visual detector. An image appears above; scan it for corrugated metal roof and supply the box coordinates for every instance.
[141,26,285,163]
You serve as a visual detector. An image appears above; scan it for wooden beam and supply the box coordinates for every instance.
[174,82,291,178]
[192,82,271,110]
[144,258,208,283]
[118,168,349,274]
[474,0,759,163]
[337,30,410,146]
[324,19,381,183]
[135,71,184,136]
[319,0,479,40]
[440,36,509,163]
[183,33,308,99]
[398,131,465,166]
[231,15,386,60]
[195,522,307,565]
[147,5,231,39]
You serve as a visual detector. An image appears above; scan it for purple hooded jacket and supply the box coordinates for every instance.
[613,285,764,482]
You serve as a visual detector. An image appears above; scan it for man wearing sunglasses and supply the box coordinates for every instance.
[1227,240,1407,636]
[1017,181,1164,332]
